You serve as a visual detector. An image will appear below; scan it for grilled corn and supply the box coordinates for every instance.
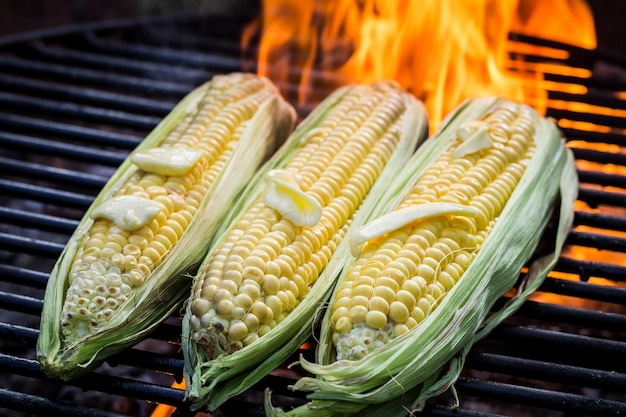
[37,73,296,380]
[182,81,428,411]
[267,97,577,416]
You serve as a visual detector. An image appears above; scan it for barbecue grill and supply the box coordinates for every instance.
[1,9,626,417]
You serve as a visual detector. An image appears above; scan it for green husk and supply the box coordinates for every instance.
[37,73,296,380]
[182,82,429,412]
[266,97,578,416]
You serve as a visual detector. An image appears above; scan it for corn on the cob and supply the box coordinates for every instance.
[182,81,428,411]
[37,73,296,380]
[267,97,578,416]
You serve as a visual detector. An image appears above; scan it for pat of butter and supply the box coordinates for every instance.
[454,121,493,158]
[90,195,165,231]
[263,169,322,227]
[130,147,204,176]
[349,203,480,256]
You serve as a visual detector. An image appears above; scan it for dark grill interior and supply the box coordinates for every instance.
[1,12,626,417]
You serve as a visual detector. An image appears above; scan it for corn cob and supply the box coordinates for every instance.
[37,73,296,380]
[182,81,428,411]
[267,97,578,416]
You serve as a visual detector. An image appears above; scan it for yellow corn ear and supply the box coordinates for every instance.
[269,97,577,416]
[182,81,428,412]
[37,73,296,380]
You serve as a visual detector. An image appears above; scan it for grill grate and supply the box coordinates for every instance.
[1,12,626,417]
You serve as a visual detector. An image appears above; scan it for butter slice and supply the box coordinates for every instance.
[130,147,204,176]
[90,195,165,231]
[454,121,493,158]
[263,169,322,227]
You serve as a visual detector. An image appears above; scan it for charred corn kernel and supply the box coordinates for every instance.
[38,73,296,380]
[329,100,542,361]
[183,81,428,412]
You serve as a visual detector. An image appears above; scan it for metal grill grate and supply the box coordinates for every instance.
[1,12,626,417]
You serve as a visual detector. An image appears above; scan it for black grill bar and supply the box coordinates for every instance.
[0,265,49,288]
[0,74,173,115]
[0,179,93,208]
[455,378,626,417]
[0,354,186,408]
[466,351,626,391]
[0,388,128,417]
[577,186,626,207]
[575,211,626,232]
[0,56,193,98]
[0,113,143,148]
[0,92,161,131]
[0,156,108,189]
[0,206,78,234]
[0,292,43,314]
[0,132,126,166]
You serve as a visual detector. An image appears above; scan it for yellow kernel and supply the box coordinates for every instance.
[258,324,272,337]
[368,296,390,314]
[375,276,399,292]
[240,283,261,300]
[348,305,367,324]
[332,306,349,323]
[265,295,283,317]
[263,274,280,295]
[191,298,211,317]
[444,264,462,281]
[243,333,258,346]
[228,321,248,341]
[416,297,433,316]
[234,293,253,310]
[142,247,161,264]
[365,310,388,330]
[424,246,446,263]
[395,290,416,311]
[428,282,446,301]
[393,323,410,337]
[349,295,369,309]
[437,271,457,291]
[335,316,352,334]
[373,285,396,304]
[215,299,234,317]
[416,264,436,282]
[389,301,410,323]
[243,313,260,332]
[334,296,350,310]
[401,280,423,300]
[352,285,373,298]
[251,301,269,323]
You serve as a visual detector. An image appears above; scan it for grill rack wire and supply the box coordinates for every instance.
[0,12,626,417]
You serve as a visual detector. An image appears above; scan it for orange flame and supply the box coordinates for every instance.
[244,0,595,129]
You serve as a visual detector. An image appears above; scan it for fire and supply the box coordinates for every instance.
[244,0,596,128]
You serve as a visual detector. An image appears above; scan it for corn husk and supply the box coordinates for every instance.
[182,83,429,412]
[37,73,296,380]
[266,97,578,416]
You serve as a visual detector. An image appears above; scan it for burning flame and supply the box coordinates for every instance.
[243,0,595,128]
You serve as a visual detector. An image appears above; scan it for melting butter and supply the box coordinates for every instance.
[349,203,480,256]
[130,147,204,176]
[454,121,493,158]
[263,169,322,227]
[90,195,165,231]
